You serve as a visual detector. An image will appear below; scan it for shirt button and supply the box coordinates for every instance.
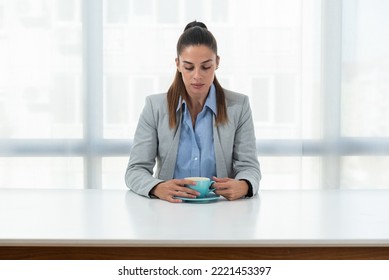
[194,157,198,161]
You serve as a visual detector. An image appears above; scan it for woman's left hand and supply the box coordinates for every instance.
[212,176,248,201]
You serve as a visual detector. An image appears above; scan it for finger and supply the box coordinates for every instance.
[175,188,199,198]
[164,191,185,203]
[215,191,235,201]
[216,188,245,201]
[214,187,229,195]
[177,186,200,197]
[214,188,239,200]
[212,176,231,183]
[212,182,230,190]
[172,179,196,187]
[166,196,183,203]
[182,179,197,186]
[168,186,198,197]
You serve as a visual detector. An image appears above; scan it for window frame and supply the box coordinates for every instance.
[1,0,388,189]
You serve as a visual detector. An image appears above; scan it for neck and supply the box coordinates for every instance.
[186,97,206,126]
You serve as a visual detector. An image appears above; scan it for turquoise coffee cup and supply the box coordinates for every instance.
[185,177,215,198]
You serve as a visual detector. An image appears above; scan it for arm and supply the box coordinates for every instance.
[232,95,261,194]
[125,96,163,197]
[213,95,261,199]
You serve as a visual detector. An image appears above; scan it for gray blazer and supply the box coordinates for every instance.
[125,89,261,197]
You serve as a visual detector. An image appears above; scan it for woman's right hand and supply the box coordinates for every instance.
[150,179,200,203]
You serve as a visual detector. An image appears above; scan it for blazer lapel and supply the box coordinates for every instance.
[213,118,229,178]
[158,111,182,180]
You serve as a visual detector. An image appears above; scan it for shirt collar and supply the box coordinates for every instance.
[176,83,217,115]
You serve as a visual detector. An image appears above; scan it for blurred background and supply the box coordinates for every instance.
[0,0,388,190]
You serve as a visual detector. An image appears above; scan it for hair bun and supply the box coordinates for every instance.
[184,20,208,31]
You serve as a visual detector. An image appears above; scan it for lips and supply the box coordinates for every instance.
[191,83,204,89]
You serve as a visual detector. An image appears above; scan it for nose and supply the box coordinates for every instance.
[193,68,201,80]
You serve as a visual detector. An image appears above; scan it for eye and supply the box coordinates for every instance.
[202,66,211,70]
[184,67,194,71]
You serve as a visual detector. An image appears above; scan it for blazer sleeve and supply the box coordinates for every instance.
[125,96,164,197]
[232,95,261,195]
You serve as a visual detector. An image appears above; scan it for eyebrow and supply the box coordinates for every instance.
[182,59,213,65]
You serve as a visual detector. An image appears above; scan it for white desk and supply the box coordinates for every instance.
[1,189,389,259]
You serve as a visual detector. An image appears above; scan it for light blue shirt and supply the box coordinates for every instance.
[174,84,217,179]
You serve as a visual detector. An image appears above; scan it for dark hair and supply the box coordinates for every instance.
[177,21,217,56]
[167,21,227,128]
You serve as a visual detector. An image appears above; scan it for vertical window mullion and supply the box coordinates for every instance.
[83,0,103,189]
[321,0,343,188]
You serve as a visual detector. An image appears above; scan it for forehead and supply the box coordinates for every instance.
[179,45,216,62]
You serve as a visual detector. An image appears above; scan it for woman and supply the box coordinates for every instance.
[125,21,261,203]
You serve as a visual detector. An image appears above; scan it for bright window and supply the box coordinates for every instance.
[0,0,388,189]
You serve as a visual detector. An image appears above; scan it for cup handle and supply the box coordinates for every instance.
[209,180,215,192]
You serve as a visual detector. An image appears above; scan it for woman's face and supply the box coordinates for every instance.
[176,45,219,101]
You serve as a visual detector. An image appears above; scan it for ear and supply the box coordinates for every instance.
[175,57,180,72]
[216,55,220,69]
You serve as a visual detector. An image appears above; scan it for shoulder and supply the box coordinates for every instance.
[139,93,170,126]
[145,93,167,105]
[222,89,253,126]
[223,89,250,107]
[143,93,168,112]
